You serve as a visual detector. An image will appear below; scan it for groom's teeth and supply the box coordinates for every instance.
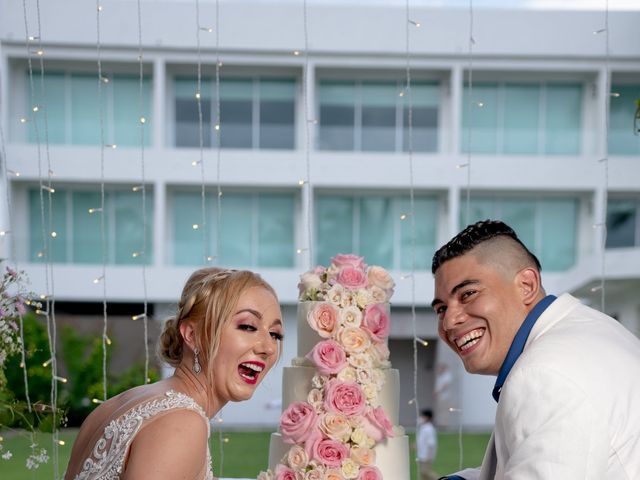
[454,329,484,350]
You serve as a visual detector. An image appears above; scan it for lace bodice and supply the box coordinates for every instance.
[73,390,214,480]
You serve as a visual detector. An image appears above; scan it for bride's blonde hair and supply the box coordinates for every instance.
[158,267,279,384]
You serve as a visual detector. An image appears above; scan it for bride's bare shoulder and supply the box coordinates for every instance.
[123,408,209,479]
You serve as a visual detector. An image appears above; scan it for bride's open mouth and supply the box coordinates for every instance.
[238,361,265,385]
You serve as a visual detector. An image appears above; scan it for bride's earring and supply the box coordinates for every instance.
[193,348,202,374]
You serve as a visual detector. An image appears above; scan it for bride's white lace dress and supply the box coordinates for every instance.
[71,390,214,480]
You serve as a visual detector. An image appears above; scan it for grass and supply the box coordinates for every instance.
[1,429,490,479]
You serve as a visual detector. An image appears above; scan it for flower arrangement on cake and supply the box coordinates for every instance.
[259,254,397,480]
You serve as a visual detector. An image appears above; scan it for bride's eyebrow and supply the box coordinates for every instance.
[235,308,262,319]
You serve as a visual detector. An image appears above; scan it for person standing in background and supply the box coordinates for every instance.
[417,408,438,480]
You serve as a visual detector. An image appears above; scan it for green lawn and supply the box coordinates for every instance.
[1,429,490,479]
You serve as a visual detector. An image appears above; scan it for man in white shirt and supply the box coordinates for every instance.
[417,409,438,480]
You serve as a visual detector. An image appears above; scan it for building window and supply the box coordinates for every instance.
[462,196,578,271]
[315,194,438,270]
[174,77,296,149]
[171,191,295,267]
[606,198,639,248]
[462,82,583,155]
[29,187,153,264]
[609,84,640,155]
[25,71,152,147]
[318,80,439,152]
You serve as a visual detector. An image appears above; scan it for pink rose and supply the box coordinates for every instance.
[336,266,368,290]
[311,438,349,467]
[308,303,339,338]
[361,406,394,442]
[357,466,382,480]
[331,254,367,271]
[306,340,347,375]
[275,464,298,480]
[280,401,319,444]
[362,304,389,343]
[324,380,366,417]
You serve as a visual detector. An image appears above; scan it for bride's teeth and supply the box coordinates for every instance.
[240,362,264,373]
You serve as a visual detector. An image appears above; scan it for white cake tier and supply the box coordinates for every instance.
[297,301,390,359]
[268,432,410,480]
[282,365,401,425]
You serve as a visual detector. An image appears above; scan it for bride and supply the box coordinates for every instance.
[64,268,283,479]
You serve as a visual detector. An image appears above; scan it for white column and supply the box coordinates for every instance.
[154,179,166,267]
[449,65,463,156]
[153,57,166,149]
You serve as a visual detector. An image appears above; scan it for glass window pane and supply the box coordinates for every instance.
[545,83,582,154]
[503,84,539,154]
[70,74,104,145]
[173,192,207,265]
[539,199,577,271]
[316,196,354,267]
[30,189,68,262]
[258,194,295,267]
[361,82,396,151]
[260,79,295,149]
[319,81,355,150]
[501,199,536,249]
[399,197,437,270]
[114,191,152,265]
[359,197,393,268]
[218,194,253,267]
[403,83,439,152]
[72,192,102,264]
[609,85,640,155]
[28,72,66,144]
[113,76,152,147]
[220,79,253,148]
[461,197,496,228]
[607,199,637,248]
[462,83,498,153]
[175,77,212,148]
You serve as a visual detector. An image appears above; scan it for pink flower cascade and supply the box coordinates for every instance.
[259,254,395,480]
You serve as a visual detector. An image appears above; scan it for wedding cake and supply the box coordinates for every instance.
[259,254,410,480]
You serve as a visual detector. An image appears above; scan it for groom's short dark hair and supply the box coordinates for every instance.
[431,219,541,274]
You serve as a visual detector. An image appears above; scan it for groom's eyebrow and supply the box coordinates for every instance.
[430,279,479,308]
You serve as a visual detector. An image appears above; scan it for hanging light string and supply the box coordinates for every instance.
[214,0,222,266]
[404,0,421,438]
[213,0,225,474]
[302,0,313,268]
[22,0,61,474]
[595,0,610,312]
[135,0,150,383]
[194,0,208,265]
[95,0,109,403]
[463,0,475,227]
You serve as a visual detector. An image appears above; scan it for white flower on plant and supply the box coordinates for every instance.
[2,450,12,460]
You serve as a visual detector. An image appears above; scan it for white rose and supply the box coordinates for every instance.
[340,306,362,328]
[337,366,358,382]
[369,285,387,303]
[326,284,345,306]
[341,458,360,479]
[355,289,372,308]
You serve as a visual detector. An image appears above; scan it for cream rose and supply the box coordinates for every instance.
[326,284,345,306]
[258,470,274,480]
[318,412,352,442]
[308,388,324,411]
[340,290,356,308]
[348,353,373,370]
[312,374,329,389]
[304,468,324,480]
[299,271,324,299]
[367,266,394,296]
[339,306,362,328]
[338,327,371,354]
[324,469,344,480]
[368,286,387,304]
[350,446,375,466]
[355,289,372,308]
[341,458,360,479]
[287,445,309,471]
[308,303,340,338]
[350,427,374,448]
[337,366,358,382]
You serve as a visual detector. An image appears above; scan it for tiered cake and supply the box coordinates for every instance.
[259,254,410,480]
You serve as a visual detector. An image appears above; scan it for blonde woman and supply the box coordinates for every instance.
[65,268,283,480]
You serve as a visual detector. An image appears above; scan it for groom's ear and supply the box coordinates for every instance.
[179,320,197,350]
[516,267,542,306]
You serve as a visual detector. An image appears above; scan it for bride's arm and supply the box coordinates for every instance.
[123,409,209,479]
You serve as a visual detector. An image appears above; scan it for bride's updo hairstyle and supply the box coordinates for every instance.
[158,267,279,383]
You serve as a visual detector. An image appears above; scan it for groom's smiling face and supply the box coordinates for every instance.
[210,286,283,403]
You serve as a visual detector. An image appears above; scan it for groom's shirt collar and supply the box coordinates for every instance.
[492,294,557,403]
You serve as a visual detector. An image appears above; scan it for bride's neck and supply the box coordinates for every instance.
[170,365,221,418]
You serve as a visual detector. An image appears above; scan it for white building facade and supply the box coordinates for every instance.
[1,0,639,430]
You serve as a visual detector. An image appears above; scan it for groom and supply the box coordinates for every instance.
[430,219,640,479]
